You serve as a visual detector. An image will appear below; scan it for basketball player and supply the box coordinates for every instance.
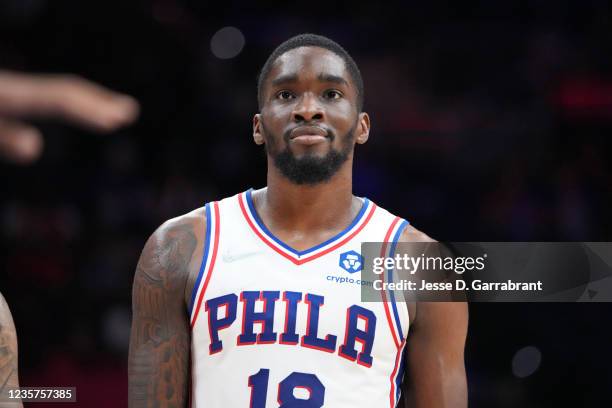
[128,34,468,407]
[0,294,21,408]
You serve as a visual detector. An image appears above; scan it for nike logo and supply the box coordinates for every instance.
[222,250,261,263]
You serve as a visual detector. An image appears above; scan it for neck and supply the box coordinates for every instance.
[257,157,356,232]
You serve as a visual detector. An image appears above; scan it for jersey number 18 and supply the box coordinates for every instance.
[248,368,325,407]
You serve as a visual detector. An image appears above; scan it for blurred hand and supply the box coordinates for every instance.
[0,71,139,164]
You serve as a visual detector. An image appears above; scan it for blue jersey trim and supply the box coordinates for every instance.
[189,203,212,315]
[387,219,410,342]
[245,188,370,257]
[394,345,407,405]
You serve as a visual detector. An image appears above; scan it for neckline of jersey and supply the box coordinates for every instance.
[244,188,371,258]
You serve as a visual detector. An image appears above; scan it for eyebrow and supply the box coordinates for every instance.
[317,73,349,87]
[271,74,299,87]
[270,73,349,87]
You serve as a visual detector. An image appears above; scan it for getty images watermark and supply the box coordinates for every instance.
[371,252,543,292]
[359,242,612,302]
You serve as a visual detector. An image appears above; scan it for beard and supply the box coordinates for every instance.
[263,122,356,185]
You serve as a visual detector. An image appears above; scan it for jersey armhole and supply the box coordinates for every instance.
[188,201,221,327]
[381,216,410,345]
[382,216,410,408]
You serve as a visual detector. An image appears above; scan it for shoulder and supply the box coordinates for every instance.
[393,223,436,326]
[0,291,17,355]
[399,224,436,243]
[146,207,206,261]
[372,202,434,243]
[0,291,11,322]
[0,291,16,335]
[151,207,207,247]
[136,207,207,293]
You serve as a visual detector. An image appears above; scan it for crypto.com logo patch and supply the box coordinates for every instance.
[339,250,363,273]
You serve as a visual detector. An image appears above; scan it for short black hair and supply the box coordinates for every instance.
[257,33,364,112]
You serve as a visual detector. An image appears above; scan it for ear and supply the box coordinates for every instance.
[355,112,370,144]
[253,114,264,145]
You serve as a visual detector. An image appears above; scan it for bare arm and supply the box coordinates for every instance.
[397,225,468,408]
[128,217,201,408]
[404,301,468,408]
[0,293,22,408]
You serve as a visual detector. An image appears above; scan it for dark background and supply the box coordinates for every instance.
[1,0,612,406]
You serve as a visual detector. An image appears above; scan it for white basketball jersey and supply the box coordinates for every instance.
[188,189,410,408]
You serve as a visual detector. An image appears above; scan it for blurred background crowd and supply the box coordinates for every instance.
[1,0,611,406]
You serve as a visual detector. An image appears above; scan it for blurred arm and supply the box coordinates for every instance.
[0,71,139,163]
[404,302,468,408]
[0,293,22,408]
[128,219,199,408]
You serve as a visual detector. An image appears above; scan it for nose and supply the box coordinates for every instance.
[292,92,324,122]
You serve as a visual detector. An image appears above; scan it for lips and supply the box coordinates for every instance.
[289,126,328,139]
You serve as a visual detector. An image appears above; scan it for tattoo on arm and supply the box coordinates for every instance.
[128,222,198,408]
[0,292,22,408]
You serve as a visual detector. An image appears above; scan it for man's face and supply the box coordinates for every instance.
[253,46,369,185]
